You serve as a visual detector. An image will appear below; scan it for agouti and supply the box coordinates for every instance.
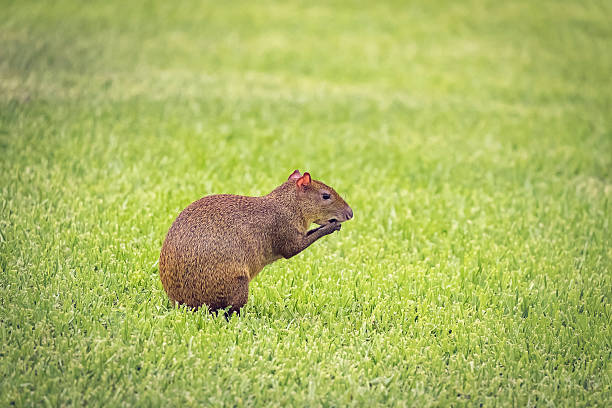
[159,170,353,314]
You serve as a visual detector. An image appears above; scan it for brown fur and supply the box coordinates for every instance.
[159,170,353,314]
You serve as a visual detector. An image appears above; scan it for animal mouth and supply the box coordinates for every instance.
[314,218,339,226]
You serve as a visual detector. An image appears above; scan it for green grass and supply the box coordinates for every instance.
[1,0,611,406]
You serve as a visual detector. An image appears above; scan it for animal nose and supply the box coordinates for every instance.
[345,207,353,220]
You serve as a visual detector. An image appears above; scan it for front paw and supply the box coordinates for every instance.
[324,221,341,235]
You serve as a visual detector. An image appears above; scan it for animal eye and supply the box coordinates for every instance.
[322,193,331,200]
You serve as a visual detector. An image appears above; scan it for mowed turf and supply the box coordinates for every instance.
[1,0,611,406]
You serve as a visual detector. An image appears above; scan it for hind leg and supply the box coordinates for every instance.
[227,275,249,316]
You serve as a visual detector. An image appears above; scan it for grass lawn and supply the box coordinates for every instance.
[1,0,611,406]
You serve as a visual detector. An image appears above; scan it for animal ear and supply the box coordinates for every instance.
[288,169,302,181]
[296,172,311,188]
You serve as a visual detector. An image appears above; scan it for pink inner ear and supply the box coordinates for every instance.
[288,169,302,181]
[297,172,311,187]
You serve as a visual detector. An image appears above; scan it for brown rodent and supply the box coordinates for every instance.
[159,170,353,314]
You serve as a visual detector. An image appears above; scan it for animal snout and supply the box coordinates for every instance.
[344,207,353,221]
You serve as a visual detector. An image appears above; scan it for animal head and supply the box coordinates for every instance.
[288,170,353,226]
